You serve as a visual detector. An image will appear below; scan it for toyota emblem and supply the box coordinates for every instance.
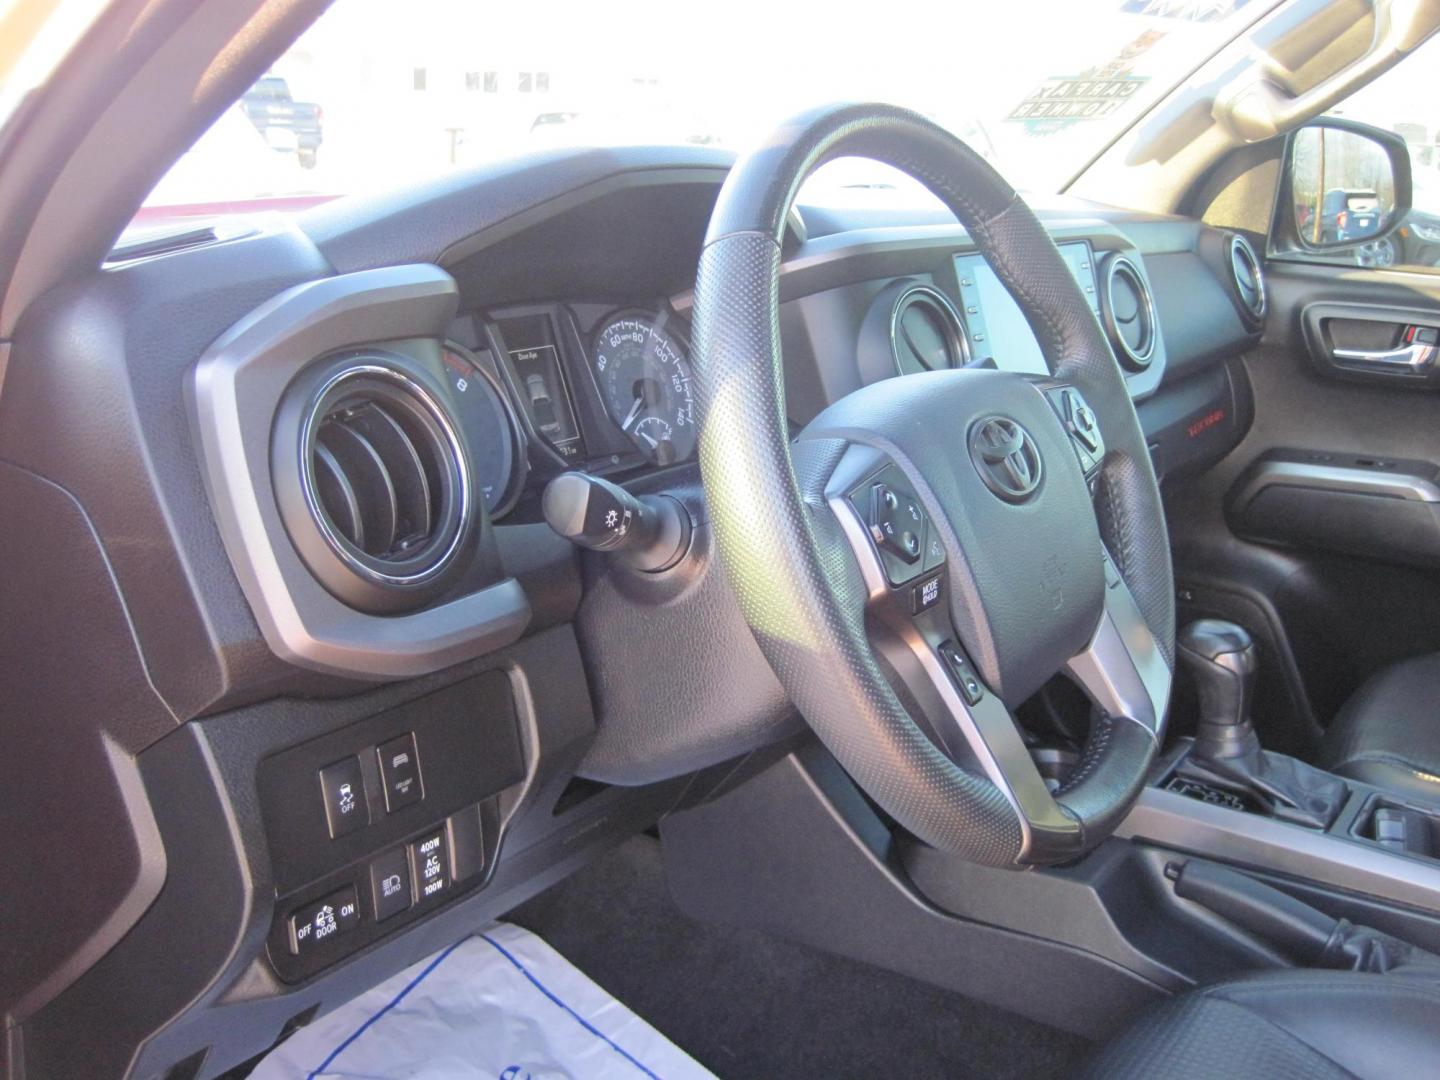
[969,416,1043,503]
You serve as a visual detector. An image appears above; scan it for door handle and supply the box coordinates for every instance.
[1331,341,1438,373]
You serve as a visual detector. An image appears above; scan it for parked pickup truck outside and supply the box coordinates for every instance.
[241,76,322,168]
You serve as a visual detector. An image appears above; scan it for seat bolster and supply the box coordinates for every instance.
[1321,652,1440,799]
[1078,971,1440,1080]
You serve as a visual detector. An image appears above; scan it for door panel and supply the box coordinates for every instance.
[1165,256,1440,758]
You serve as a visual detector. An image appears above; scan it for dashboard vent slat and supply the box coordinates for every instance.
[316,417,399,556]
[312,440,366,549]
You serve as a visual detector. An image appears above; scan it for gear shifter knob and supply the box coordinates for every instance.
[1178,619,1258,760]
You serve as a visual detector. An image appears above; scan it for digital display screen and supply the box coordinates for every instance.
[507,343,582,461]
[954,242,1099,375]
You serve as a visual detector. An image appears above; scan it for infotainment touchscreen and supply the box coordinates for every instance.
[954,241,1099,375]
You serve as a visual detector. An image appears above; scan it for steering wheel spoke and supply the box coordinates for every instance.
[1064,548,1171,741]
[822,441,1083,861]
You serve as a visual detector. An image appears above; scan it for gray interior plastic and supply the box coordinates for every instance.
[189,263,530,678]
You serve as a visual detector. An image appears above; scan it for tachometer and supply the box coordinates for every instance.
[591,312,696,466]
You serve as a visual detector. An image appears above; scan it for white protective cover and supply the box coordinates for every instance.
[251,923,715,1079]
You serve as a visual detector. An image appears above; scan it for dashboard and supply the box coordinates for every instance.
[441,207,1259,534]
[1,143,1264,1080]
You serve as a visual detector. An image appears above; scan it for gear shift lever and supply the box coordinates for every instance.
[1176,619,1347,829]
[1179,620,1260,761]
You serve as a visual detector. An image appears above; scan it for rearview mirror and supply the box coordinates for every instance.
[1284,119,1412,252]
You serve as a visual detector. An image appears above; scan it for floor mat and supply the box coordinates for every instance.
[509,837,1089,1079]
[250,923,715,1079]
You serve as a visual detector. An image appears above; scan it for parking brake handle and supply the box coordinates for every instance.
[1169,859,1440,975]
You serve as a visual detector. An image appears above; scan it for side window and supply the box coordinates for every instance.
[1281,34,1440,271]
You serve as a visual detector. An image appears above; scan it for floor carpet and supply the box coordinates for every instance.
[509,836,1090,1079]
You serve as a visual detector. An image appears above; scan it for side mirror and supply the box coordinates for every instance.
[1278,118,1412,255]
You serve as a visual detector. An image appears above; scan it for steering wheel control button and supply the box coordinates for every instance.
[856,468,936,584]
[938,640,985,706]
[410,829,450,902]
[377,732,423,813]
[969,416,1043,503]
[289,885,360,955]
[1047,387,1105,473]
[923,529,946,571]
[318,757,369,839]
[369,847,412,922]
[913,574,943,615]
[869,483,922,564]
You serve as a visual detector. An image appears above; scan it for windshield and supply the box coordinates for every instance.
[133,0,1275,233]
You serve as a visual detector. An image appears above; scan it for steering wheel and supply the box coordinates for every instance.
[691,104,1175,867]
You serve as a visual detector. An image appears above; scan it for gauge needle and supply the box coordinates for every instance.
[620,396,645,432]
[637,430,659,449]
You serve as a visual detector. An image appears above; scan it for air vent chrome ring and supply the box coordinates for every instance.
[274,354,478,613]
[300,363,472,588]
[1099,254,1157,371]
[1229,234,1267,325]
[889,284,971,375]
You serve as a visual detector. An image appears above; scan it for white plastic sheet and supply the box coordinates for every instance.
[251,923,715,1079]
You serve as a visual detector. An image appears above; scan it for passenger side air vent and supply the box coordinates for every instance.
[1099,254,1156,372]
[273,358,476,614]
[1229,234,1267,326]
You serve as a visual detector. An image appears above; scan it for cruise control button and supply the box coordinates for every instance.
[290,885,360,954]
[318,757,368,839]
[369,847,412,922]
[377,732,423,813]
[410,829,450,902]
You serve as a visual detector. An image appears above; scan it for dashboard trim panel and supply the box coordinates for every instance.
[189,263,530,679]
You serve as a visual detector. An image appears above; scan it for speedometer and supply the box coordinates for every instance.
[591,312,696,466]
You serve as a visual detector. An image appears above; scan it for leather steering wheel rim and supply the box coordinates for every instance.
[692,102,1175,867]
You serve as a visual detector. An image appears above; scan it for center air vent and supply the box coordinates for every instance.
[273,358,476,613]
[857,280,971,385]
[1229,234,1267,325]
[1099,254,1157,371]
[891,286,970,375]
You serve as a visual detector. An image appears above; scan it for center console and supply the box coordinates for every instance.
[655,617,1440,1041]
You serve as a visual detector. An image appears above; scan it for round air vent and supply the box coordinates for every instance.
[891,285,970,375]
[857,279,971,385]
[273,358,476,613]
[1099,254,1157,371]
[1228,234,1267,326]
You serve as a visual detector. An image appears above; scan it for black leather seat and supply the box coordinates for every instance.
[1080,970,1440,1079]
[1320,652,1440,800]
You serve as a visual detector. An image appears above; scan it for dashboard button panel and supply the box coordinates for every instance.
[259,671,522,983]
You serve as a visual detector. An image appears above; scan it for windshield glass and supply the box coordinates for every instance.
[132,0,1274,233]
